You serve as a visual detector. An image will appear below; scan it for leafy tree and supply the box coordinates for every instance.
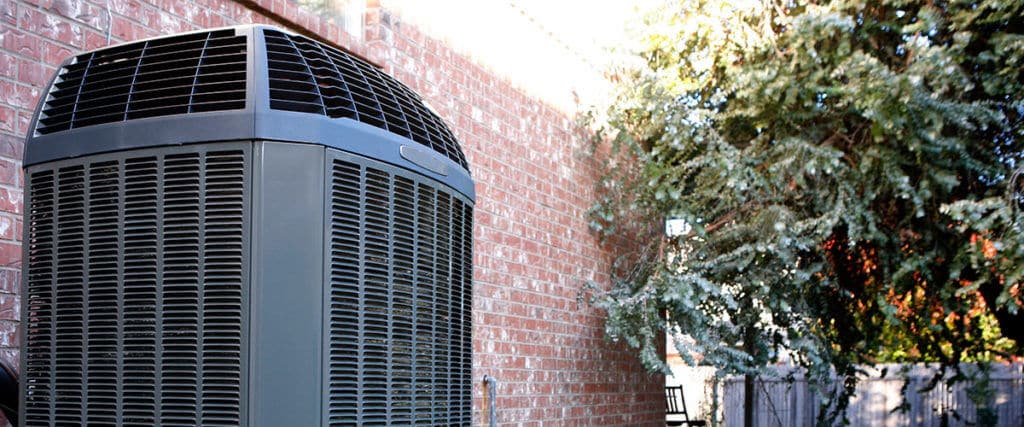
[588,0,1023,423]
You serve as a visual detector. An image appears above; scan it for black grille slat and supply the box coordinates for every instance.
[160,152,203,426]
[327,159,363,424]
[434,190,453,421]
[186,34,247,115]
[122,157,160,425]
[53,165,86,425]
[127,37,206,120]
[413,182,438,423]
[36,30,247,135]
[293,37,359,120]
[455,200,473,423]
[24,146,248,427]
[328,155,472,426]
[325,51,390,130]
[85,160,121,425]
[392,175,416,424]
[348,61,414,140]
[199,152,245,424]
[264,31,326,116]
[25,170,56,424]
[266,29,469,170]
[308,76,358,118]
[386,77,437,156]
[363,167,392,423]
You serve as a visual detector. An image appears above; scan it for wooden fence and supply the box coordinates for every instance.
[670,363,1024,426]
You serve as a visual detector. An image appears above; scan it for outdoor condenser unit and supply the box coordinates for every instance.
[20,25,474,426]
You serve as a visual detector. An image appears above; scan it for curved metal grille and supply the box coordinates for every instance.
[35,29,247,135]
[265,29,468,170]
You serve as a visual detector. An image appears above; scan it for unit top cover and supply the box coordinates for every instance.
[25,25,473,198]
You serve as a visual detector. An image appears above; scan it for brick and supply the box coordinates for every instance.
[268,0,282,16]
[19,6,84,48]
[0,159,17,188]
[207,12,225,27]
[0,53,14,79]
[140,12,169,35]
[243,3,261,21]
[0,242,18,270]
[138,22,158,39]
[211,0,233,16]
[110,0,143,17]
[0,321,15,345]
[0,108,14,134]
[0,187,20,215]
[0,1,15,25]
[16,57,48,87]
[296,9,309,30]
[192,7,212,27]
[281,0,296,23]
[166,0,192,18]
[0,81,41,111]
[0,135,23,159]
[83,27,109,50]
[0,269,19,293]
[0,27,42,60]
[110,15,135,41]
[0,215,15,241]
[42,39,74,66]
[15,110,31,136]
[47,0,105,30]
[139,4,160,27]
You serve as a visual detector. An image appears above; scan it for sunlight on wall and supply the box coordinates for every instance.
[380,0,654,113]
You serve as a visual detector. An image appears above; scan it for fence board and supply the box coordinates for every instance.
[672,363,1024,427]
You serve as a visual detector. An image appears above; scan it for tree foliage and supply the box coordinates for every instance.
[589,0,1024,420]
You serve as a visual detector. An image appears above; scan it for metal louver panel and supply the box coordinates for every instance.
[327,151,473,425]
[23,144,249,427]
[265,29,469,170]
[35,29,248,135]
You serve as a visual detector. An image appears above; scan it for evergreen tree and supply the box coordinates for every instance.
[589,0,1023,422]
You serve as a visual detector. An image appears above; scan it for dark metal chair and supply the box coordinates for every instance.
[666,385,706,426]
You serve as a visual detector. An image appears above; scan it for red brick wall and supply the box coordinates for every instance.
[0,0,664,425]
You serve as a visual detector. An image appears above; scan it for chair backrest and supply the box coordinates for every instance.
[667,385,707,426]
[666,385,681,413]
[665,385,689,417]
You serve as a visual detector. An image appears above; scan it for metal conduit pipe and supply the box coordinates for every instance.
[484,375,498,427]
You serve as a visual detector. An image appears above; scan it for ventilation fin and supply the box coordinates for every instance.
[36,29,247,135]
[264,29,468,170]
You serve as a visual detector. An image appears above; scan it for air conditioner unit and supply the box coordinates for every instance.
[20,25,474,426]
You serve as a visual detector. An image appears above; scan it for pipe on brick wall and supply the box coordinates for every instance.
[104,0,113,44]
[483,375,498,427]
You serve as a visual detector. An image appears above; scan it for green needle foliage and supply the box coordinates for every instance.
[588,0,1023,421]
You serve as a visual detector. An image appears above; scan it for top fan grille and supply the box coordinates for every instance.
[35,29,248,135]
[264,29,468,170]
